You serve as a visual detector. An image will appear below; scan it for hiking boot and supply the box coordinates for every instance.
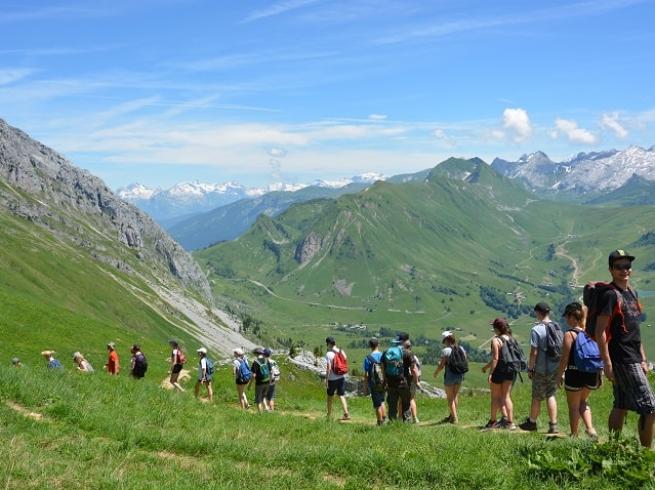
[547,422,558,435]
[483,419,497,429]
[519,418,538,431]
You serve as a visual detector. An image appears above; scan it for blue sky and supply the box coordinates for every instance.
[1,0,654,190]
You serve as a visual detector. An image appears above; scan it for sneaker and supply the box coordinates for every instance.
[519,418,538,431]
[341,413,351,421]
[439,415,453,424]
[547,422,558,435]
[450,417,458,425]
[482,419,496,429]
[585,429,598,441]
[412,416,420,424]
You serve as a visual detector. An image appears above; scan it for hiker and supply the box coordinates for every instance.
[404,340,421,423]
[11,357,22,368]
[519,302,562,434]
[482,318,520,429]
[249,347,271,413]
[105,342,119,375]
[363,337,387,425]
[555,302,600,438]
[41,350,63,369]
[72,352,94,372]
[195,347,214,402]
[433,331,468,424]
[382,333,415,422]
[593,250,654,447]
[233,348,251,410]
[325,336,350,420]
[130,344,148,379]
[264,348,280,411]
[168,340,186,391]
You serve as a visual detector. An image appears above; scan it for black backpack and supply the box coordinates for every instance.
[133,353,148,377]
[583,282,640,339]
[544,321,563,363]
[497,336,527,375]
[447,345,469,374]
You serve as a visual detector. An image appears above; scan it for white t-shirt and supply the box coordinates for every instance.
[171,348,179,363]
[442,346,466,373]
[200,358,207,370]
[325,348,346,381]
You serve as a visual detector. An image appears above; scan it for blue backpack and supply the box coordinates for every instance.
[237,358,252,383]
[205,358,215,377]
[572,330,603,373]
[384,346,404,378]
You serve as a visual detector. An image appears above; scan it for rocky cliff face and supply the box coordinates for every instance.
[0,118,211,301]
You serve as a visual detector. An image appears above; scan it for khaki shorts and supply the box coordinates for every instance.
[532,372,558,400]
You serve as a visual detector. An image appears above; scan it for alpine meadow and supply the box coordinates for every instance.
[2,1,655,489]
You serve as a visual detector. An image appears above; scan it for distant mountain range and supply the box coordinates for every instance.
[117,173,386,223]
[491,145,655,194]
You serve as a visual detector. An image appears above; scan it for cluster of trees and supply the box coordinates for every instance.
[479,286,532,319]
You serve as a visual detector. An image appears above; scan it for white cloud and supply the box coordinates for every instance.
[268,147,288,158]
[600,112,628,138]
[433,128,456,148]
[553,118,598,144]
[0,68,35,86]
[502,108,532,142]
[490,129,505,140]
[368,114,388,120]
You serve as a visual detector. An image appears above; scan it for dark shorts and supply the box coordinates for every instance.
[491,369,516,385]
[255,384,269,404]
[612,363,655,415]
[444,368,464,386]
[235,379,249,386]
[327,377,346,397]
[564,368,601,392]
[172,363,183,374]
[368,382,385,408]
[266,383,277,401]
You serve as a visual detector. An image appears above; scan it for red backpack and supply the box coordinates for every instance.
[332,349,349,375]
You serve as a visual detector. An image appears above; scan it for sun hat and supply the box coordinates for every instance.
[233,348,244,356]
[11,357,20,365]
[72,351,83,360]
[107,342,116,349]
[196,347,207,354]
[441,330,454,339]
[41,350,54,357]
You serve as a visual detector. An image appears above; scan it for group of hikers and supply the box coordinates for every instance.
[322,249,654,447]
[12,249,654,447]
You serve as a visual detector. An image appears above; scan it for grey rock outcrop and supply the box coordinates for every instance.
[0,118,211,301]
[294,231,323,264]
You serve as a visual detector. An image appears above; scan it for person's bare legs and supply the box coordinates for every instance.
[638,413,654,448]
[609,408,627,434]
[339,395,349,417]
[490,382,502,421]
[327,395,334,418]
[501,381,514,423]
[546,395,558,424]
[566,390,582,435]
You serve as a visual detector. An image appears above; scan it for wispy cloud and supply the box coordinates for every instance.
[242,0,323,23]
[600,112,629,138]
[0,68,36,86]
[374,0,646,45]
[172,50,338,72]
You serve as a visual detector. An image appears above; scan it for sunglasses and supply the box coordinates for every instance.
[612,263,632,271]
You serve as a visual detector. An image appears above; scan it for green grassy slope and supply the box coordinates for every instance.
[0,206,203,370]
[196,158,655,352]
[1,361,653,489]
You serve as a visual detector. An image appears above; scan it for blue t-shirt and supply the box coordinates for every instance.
[363,351,382,377]
[48,359,63,369]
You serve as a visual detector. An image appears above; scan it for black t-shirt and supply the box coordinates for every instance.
[251,358,270,385]
[600,283,642,364]
[382,348,415,387]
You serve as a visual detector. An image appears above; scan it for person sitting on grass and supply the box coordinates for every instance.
[363,337,387,426]
[105,342,119,375]
[555,302,600,439]
[195,347,213,402]
[233,348,251,410]
[482,318,517,430]
[72,352,94,372]
[11,357,22,368]
[249,347,271,413]
[433,331,466,424]
[41,350,63,369]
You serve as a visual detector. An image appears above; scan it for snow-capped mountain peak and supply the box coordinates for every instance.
[313,172,386,189]
[116,183,159,200]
